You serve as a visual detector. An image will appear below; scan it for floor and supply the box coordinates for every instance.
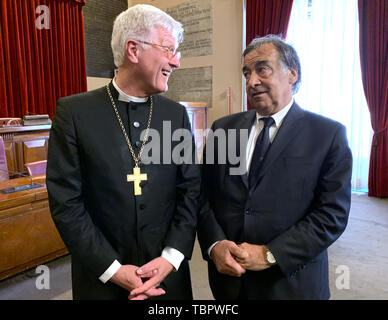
[0,192,387,300]
[327,192,388,300]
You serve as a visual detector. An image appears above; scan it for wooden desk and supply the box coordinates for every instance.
[0,125,51,174]
[0,176,67,280]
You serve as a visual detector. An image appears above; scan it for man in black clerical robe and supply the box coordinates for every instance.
[46,5,200,300]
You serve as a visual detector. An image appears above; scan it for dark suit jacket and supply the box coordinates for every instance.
[198,103,352,300]
[46,83,200,300]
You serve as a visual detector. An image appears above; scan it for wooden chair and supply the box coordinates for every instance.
[0,136,9,181]
[0,118,22,127]
[24,160,47,176]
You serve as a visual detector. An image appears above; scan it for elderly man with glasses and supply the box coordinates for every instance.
[47,4,200,300]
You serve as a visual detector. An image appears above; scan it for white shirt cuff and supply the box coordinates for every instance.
[98,247,184,283]
[99,259,121,283]
[161,246,185,271]
[208,241,219,259]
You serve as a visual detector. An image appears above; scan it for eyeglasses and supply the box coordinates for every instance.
[136,40,181,60]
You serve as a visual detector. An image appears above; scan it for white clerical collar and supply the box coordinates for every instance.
[112,78,149,103]
[256,98,294,127]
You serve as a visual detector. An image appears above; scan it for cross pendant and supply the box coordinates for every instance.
[127,166,147,196]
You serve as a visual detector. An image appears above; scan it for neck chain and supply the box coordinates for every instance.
[106,84,153,168]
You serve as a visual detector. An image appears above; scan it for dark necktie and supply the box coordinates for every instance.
[249,117,275,187]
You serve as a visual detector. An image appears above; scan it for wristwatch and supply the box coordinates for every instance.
[265,248,277,265]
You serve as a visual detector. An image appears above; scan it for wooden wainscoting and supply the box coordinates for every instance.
[0,125,50,175]
[0,176,67,280]
[180,102,208,161]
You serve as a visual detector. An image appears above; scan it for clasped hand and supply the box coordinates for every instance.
[110,257,173,300]
[210,240,272,277]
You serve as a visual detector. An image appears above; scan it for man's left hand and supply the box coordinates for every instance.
[129,257,174,300]
[235,242,272,271]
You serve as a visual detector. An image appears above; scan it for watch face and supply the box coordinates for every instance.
[267,251,276,264]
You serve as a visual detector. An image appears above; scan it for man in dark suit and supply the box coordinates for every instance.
[46,4,200,300]
[198,35,352,299]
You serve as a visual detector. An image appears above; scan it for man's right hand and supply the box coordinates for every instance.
[110,265,165,300]
[210,240,248,277]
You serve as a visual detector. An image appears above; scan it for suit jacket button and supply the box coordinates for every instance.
[245,209,250,215]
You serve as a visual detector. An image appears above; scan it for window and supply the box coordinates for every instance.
[287,0,372,191]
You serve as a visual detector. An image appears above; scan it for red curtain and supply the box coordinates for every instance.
[358,0,388,197]
[245,0,294,110]
[246,0,294,45]
[0,0,87,119]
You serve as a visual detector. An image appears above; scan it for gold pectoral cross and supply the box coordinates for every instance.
[127,166,147,196]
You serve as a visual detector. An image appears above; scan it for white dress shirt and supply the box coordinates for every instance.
[99,79,185,283]
[245,98,294,173]
[207,98,294,258]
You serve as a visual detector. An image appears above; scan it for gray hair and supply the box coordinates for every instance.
[111,4,184,67]
[243,35,302,93]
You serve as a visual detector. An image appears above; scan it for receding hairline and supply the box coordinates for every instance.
[243,43,286,68]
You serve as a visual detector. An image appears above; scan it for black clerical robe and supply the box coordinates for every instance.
[46,82,200,300]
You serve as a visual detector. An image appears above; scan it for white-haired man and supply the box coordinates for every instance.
[47,5,200,300]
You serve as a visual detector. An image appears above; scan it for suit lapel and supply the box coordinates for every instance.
[230,110,256,190]
[250,103,306,189]
[104,82,137,169]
